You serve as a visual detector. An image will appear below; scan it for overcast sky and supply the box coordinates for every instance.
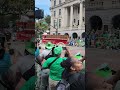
[35,0,50,15]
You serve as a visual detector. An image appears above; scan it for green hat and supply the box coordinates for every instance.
[54,46,63,55]
[25,38,35,55]
[74,53,83,60]
[45,42,54,50]
[95,63,112,78]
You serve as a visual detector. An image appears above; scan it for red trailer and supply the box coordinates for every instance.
[42,35,69,45]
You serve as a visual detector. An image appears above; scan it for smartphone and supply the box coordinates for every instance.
[63,47,66,50]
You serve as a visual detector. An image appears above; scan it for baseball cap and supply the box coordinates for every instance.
[54,46,63,55]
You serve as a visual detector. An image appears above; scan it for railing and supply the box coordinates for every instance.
[65,0,75,3]
[86,0,120,10]
[50,0,79,9]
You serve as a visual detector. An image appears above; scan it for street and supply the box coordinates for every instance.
[10,41,120,72]
[86,48,120,72]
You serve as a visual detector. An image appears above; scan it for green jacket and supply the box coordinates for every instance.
[42,57,67,81]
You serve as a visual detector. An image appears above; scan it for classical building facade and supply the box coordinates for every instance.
[86,0,120,35]
[50,0,85,39]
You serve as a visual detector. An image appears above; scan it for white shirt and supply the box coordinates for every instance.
[40,49,51,59]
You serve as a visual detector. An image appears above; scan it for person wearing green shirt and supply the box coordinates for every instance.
[42,46,67,90]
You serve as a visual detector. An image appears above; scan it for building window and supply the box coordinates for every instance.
[54,0,56,6]
[101,2,103,5]
[59,0,61,4]
[78,7,79,13]
[74,19,76,23]
[112,1,116,4]
[54,11,56,17]
[104,25,108,31]
[59,9,61,15]
[83,17,85,22]
[59,19,61,28]
[78,20,79,25]
[54,20,56,28]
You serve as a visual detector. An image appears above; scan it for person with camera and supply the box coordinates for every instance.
[41,46,72,90]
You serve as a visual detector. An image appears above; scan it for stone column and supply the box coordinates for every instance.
[63,7,68,27]
[62,7,65,28]
[79,1,83,29]
[66,7,68,27]
[70,5,73,28]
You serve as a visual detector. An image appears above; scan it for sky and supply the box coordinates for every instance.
[35,0,51,16]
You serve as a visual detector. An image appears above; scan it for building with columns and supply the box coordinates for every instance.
[86,0,120,36]
[50,0,85,39]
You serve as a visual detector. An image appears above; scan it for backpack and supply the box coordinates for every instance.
[56,73,80,90]
[45,47,55,60]
[56,79,70,90]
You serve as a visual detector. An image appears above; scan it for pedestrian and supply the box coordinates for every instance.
[1,38,35,90]
[42,46,70,90]
[37,42,54,65]
[60,57,85,90]
[36,42,55,90]
[0,48,11,74]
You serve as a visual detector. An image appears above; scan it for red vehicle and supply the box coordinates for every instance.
[42,35,69,45]
[16,30,35,41]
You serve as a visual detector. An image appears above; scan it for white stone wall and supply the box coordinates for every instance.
[50,0,85,38]
[86,0,120,32]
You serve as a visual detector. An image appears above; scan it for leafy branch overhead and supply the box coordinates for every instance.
[35,20,48,31]
[0,0,34,28]
[35,15,51,31]
[0,0,34,15]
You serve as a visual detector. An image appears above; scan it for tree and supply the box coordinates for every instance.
[35,20,48,32]
[0,0,34,29]
[44,15,51,26]
[0,0,34,15]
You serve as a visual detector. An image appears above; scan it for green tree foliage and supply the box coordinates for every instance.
[35,20,48,32]
[44,15,51,26]
[0,0,34,28]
